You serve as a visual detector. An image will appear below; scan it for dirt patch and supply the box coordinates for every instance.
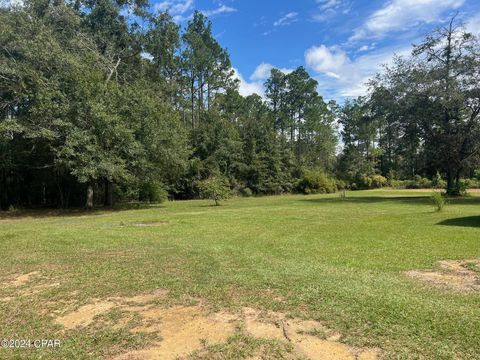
[55,289,170,330]
[120,306,236,360]
[405,259,480,292]
[10,271,40,286]
[55,290,379,360]
[241,307,378,360]
[0,271,61,298]
[57,301,117,329]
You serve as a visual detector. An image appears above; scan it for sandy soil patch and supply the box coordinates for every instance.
[10,271,41,286]
[405,259,480,291]
[241,307,378,360]
[56,301,117,329]
[54,290,380,360]
[0,271,60,300]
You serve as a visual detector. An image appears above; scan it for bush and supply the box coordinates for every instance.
[351,174,387,189]
[432,172,446,189]
[430,191,445,212]
[474,169,480,181]
[297,170,337,194]
[388,179,407,189]
[240,187,253,197]
[461,178,480,190]
[455,180,469,196]
[197,176,231,206]
[139,181,168,203]
[370,175,388,188]
[405,175,432,189]
[336,179,346,191]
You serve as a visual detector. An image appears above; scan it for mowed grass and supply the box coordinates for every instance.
[0,190,479,359]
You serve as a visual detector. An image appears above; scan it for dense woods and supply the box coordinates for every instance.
[1,0,479,209]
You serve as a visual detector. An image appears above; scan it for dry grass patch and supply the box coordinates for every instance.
[0,271,61,301]
[405,259,480,292]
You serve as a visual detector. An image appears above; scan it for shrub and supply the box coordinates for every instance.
[474,169,480,181]
[432,172,446,189]
[336,179,346,191]
[431,192,445,212]
[461,178,480,190]
[455,180,469,196]
[197,176,231,206]
[297,170,337,194]
[139,181,168,203]
[351,174,387,189]
[406,175,432,189]
[370,175,388,188]
[240,187,253,197]
[389,179,407,189]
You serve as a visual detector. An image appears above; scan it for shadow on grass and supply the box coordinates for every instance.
[437,216,480,228]
[0,202,164,220]
[299,195,480,206]
[300,196,430,205]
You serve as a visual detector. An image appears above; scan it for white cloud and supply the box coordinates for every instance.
[312,0,350,22]
[273,12,299,27]
[155,0,194,15]
[350,0,464,40]
[358,43,376,52]
[202,4,237,17]
[155,0,236,22]
[466,13,480,36]
[233,64,293,97]
[250,63,293,81]
[305,44,411,99]
[317,0,343,11]
[233,68,265,97]
[305,45,350,78]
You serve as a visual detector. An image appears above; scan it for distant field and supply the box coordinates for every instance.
[0,190,479,359]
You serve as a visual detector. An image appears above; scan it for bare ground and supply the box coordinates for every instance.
[405,259,480,292]
[51,287,380,360]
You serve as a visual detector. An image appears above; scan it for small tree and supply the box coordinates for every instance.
[197,176,231,206]
[431,191,445,212]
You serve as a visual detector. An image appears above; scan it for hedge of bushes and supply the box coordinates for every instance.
[297,169,337,194]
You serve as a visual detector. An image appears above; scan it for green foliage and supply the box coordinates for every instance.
[0,2,339,209]
[297,169,337,194]
[432,172,447,189]
[240,187,253,197]
[430,192,445,212]
[461,178,480,190]
[350,174,387,190]
[197,176,231,205]
[405,175,433,189]
[339,19,480,196]
[370,175,388,188]
[139,181,168,204]
[455,180,469,196]
[474,169,480,181]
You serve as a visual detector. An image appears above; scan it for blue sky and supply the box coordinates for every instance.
[158,0,480,102]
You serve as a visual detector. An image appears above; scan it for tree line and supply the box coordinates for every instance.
[338,17,480,195]
[0,1,479,209]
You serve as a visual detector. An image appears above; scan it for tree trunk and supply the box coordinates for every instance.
[446,168,460,196]
[191,76,195,129]
[85,182,94,209]
[104,179,113,207]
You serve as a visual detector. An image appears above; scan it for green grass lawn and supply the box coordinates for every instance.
[1,190,479,359]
